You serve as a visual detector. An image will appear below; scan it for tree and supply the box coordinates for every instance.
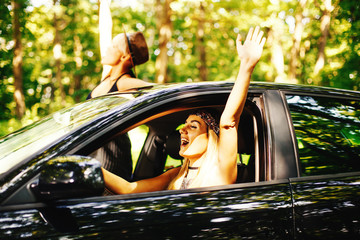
[289,0,307,84]
[313,0,334,82]
[155,0,172,83]
[12,0,26,119]
[195,1,207,82]
[268,26,286,83]
[70,1,84,103]
[329,0,359,90]
[53,0,66,104]
[1,0,360,138]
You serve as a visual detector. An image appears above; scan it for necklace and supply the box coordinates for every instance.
[188,166,199,170]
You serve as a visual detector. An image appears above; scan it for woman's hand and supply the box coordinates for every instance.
[236,26,266,69]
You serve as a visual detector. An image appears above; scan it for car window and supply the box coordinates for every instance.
[286,95,360,176]
[128,125,149,171]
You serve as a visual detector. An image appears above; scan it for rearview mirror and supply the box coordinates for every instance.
[31,155,104,201]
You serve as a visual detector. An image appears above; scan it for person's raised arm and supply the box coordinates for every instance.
[221,27,265,127]
[218,26,266,182]
[99,0,113,78]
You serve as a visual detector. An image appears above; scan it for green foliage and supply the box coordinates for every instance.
[1,0,360,137]
[332,0,360,90]
[0,1,15,120]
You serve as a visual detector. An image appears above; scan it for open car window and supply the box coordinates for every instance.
[87,98,264,194]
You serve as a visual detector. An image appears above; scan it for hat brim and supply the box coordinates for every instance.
[122,24,137,77]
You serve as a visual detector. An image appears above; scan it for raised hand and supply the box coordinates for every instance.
[236,26,266,69]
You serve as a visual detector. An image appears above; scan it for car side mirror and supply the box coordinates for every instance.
[31,155,104,201]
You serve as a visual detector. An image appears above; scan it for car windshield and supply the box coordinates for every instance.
[0,95,132,176]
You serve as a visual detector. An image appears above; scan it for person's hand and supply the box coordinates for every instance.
[236,26,266,69]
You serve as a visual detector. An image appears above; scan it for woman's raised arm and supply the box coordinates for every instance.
[218,26,266,182]
[99,0,113,79]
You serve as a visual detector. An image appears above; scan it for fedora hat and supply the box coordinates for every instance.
[124,31,149,66]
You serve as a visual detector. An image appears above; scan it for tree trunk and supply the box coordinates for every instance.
[155,0,172,84]
[53,0,66,103]
[313,0,333,82]
[73,33,83,103]
[196,2,207,82]
[11,0,26,119]
[12,0,25,119]
[289,0,307,84]
[268,27,286,83]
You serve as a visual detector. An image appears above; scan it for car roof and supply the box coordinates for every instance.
[104,81,360,99]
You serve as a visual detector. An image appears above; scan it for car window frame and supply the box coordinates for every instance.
[70,90,267,199]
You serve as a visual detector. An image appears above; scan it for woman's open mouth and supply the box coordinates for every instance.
[181,137,189,147]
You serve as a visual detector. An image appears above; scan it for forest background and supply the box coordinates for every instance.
[0,0,359,137]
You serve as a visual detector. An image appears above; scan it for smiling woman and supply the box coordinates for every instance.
[101,26,266,193]
[168,111,220,189]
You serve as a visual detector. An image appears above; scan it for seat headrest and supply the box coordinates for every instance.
[165,131,182,160]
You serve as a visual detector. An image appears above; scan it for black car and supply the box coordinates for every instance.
[1,82,360,239]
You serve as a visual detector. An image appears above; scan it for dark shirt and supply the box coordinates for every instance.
[86,72,131,100]
[87,72,134,181]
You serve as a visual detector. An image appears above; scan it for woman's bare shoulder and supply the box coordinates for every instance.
[117,78,154,91]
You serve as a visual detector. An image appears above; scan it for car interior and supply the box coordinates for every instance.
[88,97,265,193]
[1,95,265,205]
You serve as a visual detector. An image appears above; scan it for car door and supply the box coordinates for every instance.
[0,180,294,239]
[66,181,296,239]
[290,173,360,239]
[285,93,360,239]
